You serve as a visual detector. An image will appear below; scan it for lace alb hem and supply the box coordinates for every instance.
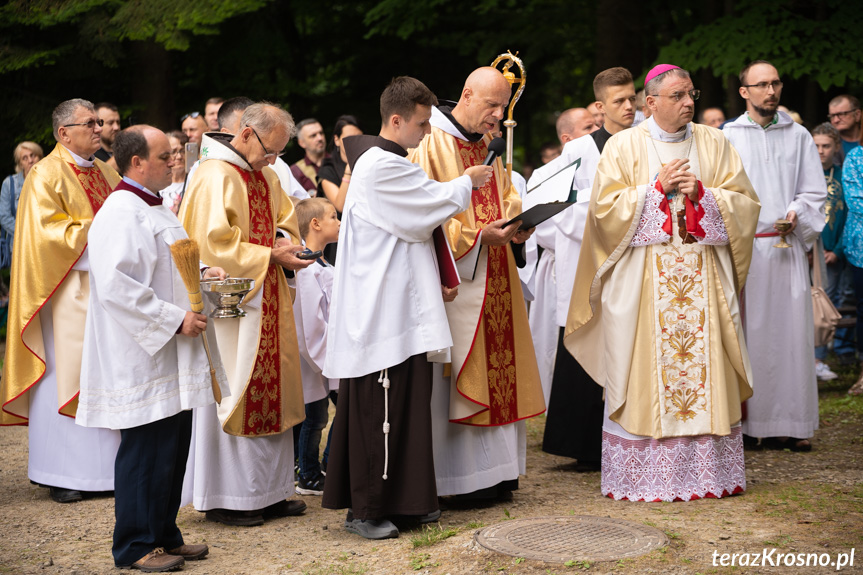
[600,427,745,502]
[697,189,729,245]
[631,187,671,247]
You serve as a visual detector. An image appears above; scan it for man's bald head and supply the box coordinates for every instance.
[452,67,512,135]
[556,108,597,144]
[462,66,511,96]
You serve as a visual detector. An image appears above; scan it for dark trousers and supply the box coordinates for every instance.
[851,264,863,353]
[297,396,329,479]
[113,410,192,566]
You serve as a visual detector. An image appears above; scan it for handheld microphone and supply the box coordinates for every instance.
[483,137,506,166]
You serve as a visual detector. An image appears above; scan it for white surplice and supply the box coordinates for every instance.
[724,111,826,439]
[294,260,335,402]
[77,185,228,430]
[323,144,472,379]
[524,135,599,404]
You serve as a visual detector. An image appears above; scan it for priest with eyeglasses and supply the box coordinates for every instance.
[564,64,760,502]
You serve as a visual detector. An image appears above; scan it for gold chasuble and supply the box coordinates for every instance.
[1,144,119,424]
[410,128,544,426]
[179,156,304,437]
[564,122,760,439]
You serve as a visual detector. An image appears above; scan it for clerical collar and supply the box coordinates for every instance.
[590,126,612,153]
[63,146,95,167]
[647,115,691,142]
[117,177,163,207]
[436,102,485,142]
[745,111,779,129]
[121,176,158,197]
[342,135,408,171]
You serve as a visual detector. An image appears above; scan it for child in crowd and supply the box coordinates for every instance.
[293,197,340,495]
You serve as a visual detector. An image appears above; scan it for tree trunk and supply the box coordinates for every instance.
[130,41,174,130]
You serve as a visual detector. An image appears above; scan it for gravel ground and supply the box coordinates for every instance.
[1,376,861,575]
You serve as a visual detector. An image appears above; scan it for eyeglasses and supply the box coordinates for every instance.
[63,118,104,130]
[827,108,860,121]
[741,81,783,91]
[170,148,185,157]
[181,111,201,122]
[650,89,701,103]
[250,127,285,159]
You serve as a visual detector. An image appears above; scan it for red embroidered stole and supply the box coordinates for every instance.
[455,139,518,425]
[67,163,112,214]
[229,164,282,436]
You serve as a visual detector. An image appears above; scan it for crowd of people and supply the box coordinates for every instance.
[0,58,855,572]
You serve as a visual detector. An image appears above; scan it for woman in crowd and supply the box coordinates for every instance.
[317,115,362,213]
[841,118,863,395]
[316,115,362,264]
[0,142,44,269]
[0,141,43,330]
[159,130,188,215]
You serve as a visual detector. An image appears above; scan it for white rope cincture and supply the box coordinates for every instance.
[378,368,390,480]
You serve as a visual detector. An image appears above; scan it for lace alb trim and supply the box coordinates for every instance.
[600,427,745,502]
[631,187,671,247]
[697,189,729,245]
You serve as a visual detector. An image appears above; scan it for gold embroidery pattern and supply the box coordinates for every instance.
[68,164,112,214]
[655,245,708,422]
[455,138,519,425]
[227,166,282,437]
[245,267,281,434]
[484,244,517,424]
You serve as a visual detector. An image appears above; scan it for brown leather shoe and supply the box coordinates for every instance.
[121,548,184,572]
[167,543,209,560]
[262,499,307,518]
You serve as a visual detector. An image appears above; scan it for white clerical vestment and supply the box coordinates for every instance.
[21,147,121,491]
[323,145,471,379]
[566,118,760,501]
[77,182,228,430]
[180,135,304,511]
[723,111,826,439]
[295,260,335,403]
[413,107,545,497]
[524,135,599,404]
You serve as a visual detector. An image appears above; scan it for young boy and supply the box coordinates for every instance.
[293,197,340,495]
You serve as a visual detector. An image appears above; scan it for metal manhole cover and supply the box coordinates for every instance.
[474,516,668,563]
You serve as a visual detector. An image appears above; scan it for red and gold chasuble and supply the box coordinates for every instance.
[229,165,283,436]
[455,139,520,425]
[2,146,120,424]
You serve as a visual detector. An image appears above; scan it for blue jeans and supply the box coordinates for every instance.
[297,396,329,479]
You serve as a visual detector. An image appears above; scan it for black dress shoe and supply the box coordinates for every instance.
[262,499,307,518]
[205,508,264,527]
[49,487,83,503]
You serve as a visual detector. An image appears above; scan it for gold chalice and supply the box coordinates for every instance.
[773,219,792,248]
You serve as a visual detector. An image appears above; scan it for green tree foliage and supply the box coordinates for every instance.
[653,0,863,90]
[0,0,861,175]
